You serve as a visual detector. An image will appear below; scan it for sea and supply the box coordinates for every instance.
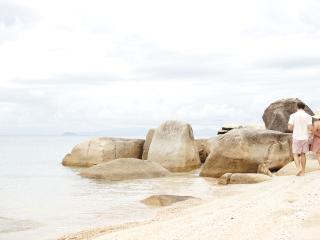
[0,136,217,240]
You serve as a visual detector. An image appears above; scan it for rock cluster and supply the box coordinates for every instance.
[61,97,315,185]
[62,120,202,180]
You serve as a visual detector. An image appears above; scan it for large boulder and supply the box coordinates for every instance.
[142,195,199,207]
[143,128,208,164]
[195,139,210,163]
[200,128,293,178]
[263,98,314,133]
[62,137,145,167]
[80,158,171,180]
[142,129,155,160]
[147,120,201,172]
[218,173,272,185]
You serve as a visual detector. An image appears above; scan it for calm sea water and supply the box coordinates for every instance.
[0,136,217,240]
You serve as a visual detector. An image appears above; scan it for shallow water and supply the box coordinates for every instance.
[0,136,218,240]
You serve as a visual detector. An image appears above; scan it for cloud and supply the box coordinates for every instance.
[0,2,33,27]
[13,73,122,86]
[0,1,36,43]
[299,0,320,30]
[0,0,320,136]
[135,57,225,80]
[257,57,320,69]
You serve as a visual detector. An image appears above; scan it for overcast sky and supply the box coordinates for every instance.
[0,0,320,136]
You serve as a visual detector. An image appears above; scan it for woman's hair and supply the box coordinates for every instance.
[314,120,320,131]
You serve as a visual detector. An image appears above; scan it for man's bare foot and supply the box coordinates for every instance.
[296,170,302,176]
[297,171,305,176]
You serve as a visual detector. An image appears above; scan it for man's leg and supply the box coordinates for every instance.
[293,153,301,173]
[299,153,307,175]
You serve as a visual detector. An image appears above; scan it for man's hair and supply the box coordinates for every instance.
[297,102,306,109]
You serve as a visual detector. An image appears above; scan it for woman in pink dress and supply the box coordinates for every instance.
[312,113,320,166]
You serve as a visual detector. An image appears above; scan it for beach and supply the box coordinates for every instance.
[60,170,320,240]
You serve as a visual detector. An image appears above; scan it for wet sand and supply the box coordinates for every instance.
[59,170,320,240]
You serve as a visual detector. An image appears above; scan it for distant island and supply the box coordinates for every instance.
[62,132,78,136]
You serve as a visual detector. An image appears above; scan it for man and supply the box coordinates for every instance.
[288,102,313,176]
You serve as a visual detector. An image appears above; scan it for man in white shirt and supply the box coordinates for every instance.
[288,102,313,176]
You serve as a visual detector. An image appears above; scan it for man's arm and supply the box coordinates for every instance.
[288,115,294,132]
[308,116,313,135]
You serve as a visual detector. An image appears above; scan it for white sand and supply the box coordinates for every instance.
[60,171,320,240]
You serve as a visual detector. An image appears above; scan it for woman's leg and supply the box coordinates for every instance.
[317,153,320,167]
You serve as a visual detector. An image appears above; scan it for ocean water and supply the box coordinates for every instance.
[0,136,217,240]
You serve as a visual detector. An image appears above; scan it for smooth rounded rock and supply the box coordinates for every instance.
[200,128,293,178]
[62,137,145,167]
[276,160,320,176]
[219,173,271,185]
[263,98,314,133]
[147,120,201,172]
[80,158,171,180]
[218,173,233,185]
[142,195,199,207]
[230,173,272,184]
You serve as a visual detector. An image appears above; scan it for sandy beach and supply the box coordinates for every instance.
[59,168,320,240]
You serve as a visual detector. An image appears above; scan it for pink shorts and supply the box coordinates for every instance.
[292,139,309,154]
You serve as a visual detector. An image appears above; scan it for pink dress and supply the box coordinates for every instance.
[312,129,320,153]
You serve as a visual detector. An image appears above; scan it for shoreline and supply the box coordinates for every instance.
[57,197,205,240]
[58,170,320,240]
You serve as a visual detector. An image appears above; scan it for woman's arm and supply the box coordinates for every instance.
[313,129,320,137]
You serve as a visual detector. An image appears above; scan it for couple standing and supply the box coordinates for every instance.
[288,102,320,176]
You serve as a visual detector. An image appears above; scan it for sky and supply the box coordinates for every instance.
[0,0,320,137]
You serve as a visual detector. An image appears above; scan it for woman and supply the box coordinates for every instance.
[312,112,320,166]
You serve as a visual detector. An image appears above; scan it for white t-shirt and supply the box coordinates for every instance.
[288,109,312,140]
